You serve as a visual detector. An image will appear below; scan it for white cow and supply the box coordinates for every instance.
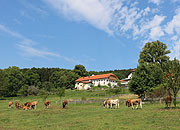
[109,99,119,109]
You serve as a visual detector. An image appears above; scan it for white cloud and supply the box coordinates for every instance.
[44,0,180,61]
[149,26,164,40]
[0,24,24,39]
[170,39,180,59]
[165,8,180,34]
[149,0,161,5]
[0,24,77,62]
[17,43,60,58]
[44,0,120,35]
[136,15,166,38]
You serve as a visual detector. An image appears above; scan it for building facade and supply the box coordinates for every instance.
[120,69,135,87]
[75,73,119,90]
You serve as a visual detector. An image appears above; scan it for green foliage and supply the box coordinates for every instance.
[138,40,170,65]
[41,81,52,91]
[23,69,40,87]
[0,69,8,97]
[146,84,166,100]
[27,86,39,96]
[18,84,28,96]
[128,63,163,97]
[57,87,65,99]
[4,66,24,96]
[163,58,180,107]
[49,70,79,89]
[73,64,87,77]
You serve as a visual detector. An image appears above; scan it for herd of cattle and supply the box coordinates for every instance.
[8,98,143,110]
[8,93,172,110]
[8,100,68,110]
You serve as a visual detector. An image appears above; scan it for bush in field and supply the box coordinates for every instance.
[57,87,65,101]
[27,86,39,96]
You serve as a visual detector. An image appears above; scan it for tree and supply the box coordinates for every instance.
[138,40,170,66]
[73,64,87,77]
[49,70,79,89]
[0,69,8,97]
[18,84,28,96]
[128,63,163,97]
[163,58,180,108]
[23,69,40,87]
[4,66,24,96]
[57,87,65,104]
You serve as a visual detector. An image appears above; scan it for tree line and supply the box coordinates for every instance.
[0,64,132,97]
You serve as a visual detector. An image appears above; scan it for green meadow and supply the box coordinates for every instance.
[1,91,180,130]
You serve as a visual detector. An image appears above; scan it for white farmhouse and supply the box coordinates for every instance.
[120,69,135,87]
[75,73,119,90]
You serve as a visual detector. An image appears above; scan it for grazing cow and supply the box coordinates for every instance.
[125,99,132,107]
[8,101,13,108]
[44,101,51,108]
[128,99,142,109]
[15,101,20,109]
[103,99,111,108]
[109,99,119,109]
[25,101,38,109]
[20,105,30,110]
[62,100,68,108]
[164,92,172,108]
[24,102,30,106]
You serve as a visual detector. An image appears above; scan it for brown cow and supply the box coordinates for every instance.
[103,99,111,108]
[125,99,132,107]
[44,101,51,108]
[164,92,172,108]
[20,105,30,110]
[126,99,142,109]
[25,101,38,109]
[8,101,13,108]
[15,101,20,109]
[24,102,30,106]
[62,100,68,108]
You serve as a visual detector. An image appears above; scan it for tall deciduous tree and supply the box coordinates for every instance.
[138,40,170,66]
[163,58,180,108]
[73,64,87,77]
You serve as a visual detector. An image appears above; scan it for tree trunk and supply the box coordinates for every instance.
[159,98,162,104]
[174,95,176,108]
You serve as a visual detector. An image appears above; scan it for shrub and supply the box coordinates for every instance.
[27,86,39,96]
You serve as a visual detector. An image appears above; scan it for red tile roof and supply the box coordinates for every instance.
[76,73,119,82]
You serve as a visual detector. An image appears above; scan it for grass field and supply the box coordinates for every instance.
[1,91,180,130]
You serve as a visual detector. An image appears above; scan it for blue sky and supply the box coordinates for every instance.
[0,0,180,71]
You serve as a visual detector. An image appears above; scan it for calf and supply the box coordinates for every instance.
[165,95,172,108]
[8,101,13,108]
[25,101,38,109]
[62,100,68,109]
[15,101,20,109]
[44,101,51,108]
[20,105,30,110]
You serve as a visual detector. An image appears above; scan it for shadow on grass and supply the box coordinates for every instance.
[160,106,180,110]
[0,98,7,100]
